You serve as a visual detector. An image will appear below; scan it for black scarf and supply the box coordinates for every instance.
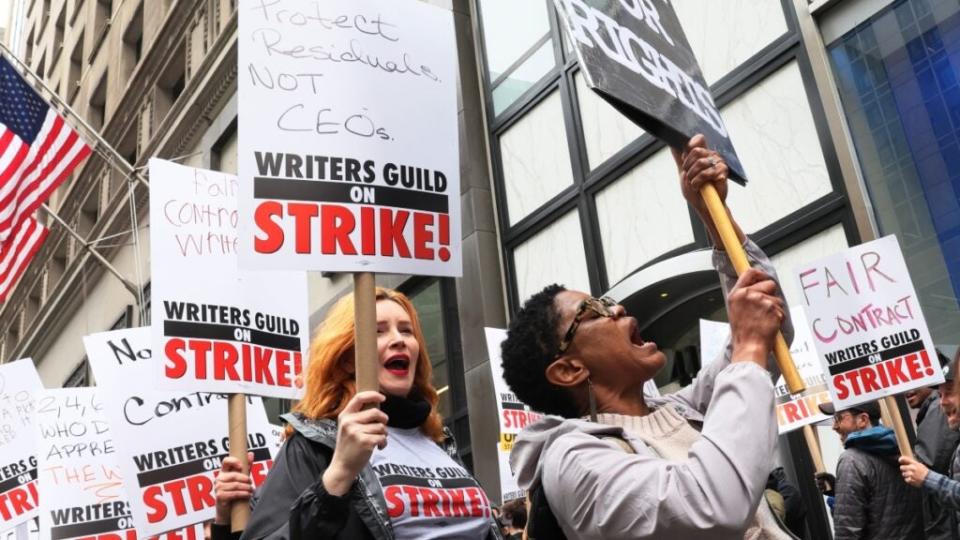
[381,393,431,429]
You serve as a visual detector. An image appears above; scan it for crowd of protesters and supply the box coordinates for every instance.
[199,135,959,540]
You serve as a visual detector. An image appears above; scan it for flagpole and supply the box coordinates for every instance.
[40,203,140,298]
[0,42,149,190]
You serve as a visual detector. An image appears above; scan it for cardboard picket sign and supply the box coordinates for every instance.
[795,235,944,410]
[149,159,310,399]
[553,0,746,182]
[84,328,281,536]
[699,309,832,434]
[0,360,42,530]
[484,328,543,503]
[35,388,121,540]
[237,0,461,276]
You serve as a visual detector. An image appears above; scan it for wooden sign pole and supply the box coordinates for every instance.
[802,424,825,473]
[228,394,249,532]
[880,395,914,458]
[354,272,379,394]
[699,183,805,394]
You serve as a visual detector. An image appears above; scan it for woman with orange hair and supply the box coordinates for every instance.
[240,288,502,540]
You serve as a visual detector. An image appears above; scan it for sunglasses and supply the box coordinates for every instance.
[555,296,619,358]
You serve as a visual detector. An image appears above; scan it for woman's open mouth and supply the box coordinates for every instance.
[384,355,410,376]
[628,319,645,346]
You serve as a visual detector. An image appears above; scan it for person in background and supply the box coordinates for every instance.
[817,400,922,540]
[501,135,795,539]
[499,499,527,540]
[900,350,960,538]
[766,467,807,538]
[240,288,501,539]
[912,351,960,540]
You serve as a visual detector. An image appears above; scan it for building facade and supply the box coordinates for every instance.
[3,0,959,537]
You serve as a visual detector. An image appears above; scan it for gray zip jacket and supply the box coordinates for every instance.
[509,239,791,540]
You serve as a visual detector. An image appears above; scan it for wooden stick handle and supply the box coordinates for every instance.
[228,394,249,532]
[354,272,379,394]
[803,424,825,473]
[881,395,913,458]
[699,184,805,394]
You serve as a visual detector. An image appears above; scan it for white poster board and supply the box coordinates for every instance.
[35,388,123,540]
[794,235,943,409]
[237,0,461,276]
[484,328,542,503]
[149,159,310,399]
[84,328,280,536]
[0,360,42,530]
[699,309,831,434]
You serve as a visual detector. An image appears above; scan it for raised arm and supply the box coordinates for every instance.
[659,136,793,415]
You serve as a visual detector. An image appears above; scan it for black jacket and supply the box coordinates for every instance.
[240,413,501,540]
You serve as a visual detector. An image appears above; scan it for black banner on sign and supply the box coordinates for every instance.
[163,320,301,351]
[137,447,272,487]
[554,0,747,183]
[254,177,449,214]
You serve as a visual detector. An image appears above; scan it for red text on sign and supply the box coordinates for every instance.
[0,480,38,522]
[254,202,451,262]
[164,339,302,388]
[834,350,935,400]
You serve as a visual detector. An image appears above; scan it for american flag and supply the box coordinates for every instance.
[0,56,91,301]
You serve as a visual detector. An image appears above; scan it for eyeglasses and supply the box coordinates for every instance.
[555,296,618,358]
[833,410,868,424]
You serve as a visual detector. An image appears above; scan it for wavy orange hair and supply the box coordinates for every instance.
[286,287,445,442]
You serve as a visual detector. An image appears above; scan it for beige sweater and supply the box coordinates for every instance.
[596,407,793,540]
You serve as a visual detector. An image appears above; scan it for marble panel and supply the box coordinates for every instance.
[722,61,834,234]
[513,210,591,301]
[500,91,575,225]
[575,71,645,169]
[672,0,788,85]
[595,148,695,285]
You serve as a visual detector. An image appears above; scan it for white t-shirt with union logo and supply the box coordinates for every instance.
[370,426,493,539]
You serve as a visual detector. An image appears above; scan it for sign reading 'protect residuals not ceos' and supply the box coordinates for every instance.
[237,0,461,276]
[795,235,944,410]
[84,327,279,537]
[553,0,747,183]
[149,159,309,399]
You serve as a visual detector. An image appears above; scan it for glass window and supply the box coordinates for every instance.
[595,148,694,285]
[479,0,551,79]
[491,40,555,115]
[409,281,452,418]
[499,91,574,225]
[827,0,960,345]
[479,0,556,116]
[575,71,645,169]
[513,210,591,301]
[672,0,787,85]
[722,61,833,234]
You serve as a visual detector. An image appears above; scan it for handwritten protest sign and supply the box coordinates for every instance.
[795,235,943,409]
[484,328,542,503]
[149,159,310,399]
[84,327,279,536]
[553,0,746,182]
[35,388,123,540]
[699,309,831,433]
[237,0,461,276]
[0,360,42,530]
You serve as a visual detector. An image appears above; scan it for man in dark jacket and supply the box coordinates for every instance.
[818,400,923,540]
[913,352,960,540]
